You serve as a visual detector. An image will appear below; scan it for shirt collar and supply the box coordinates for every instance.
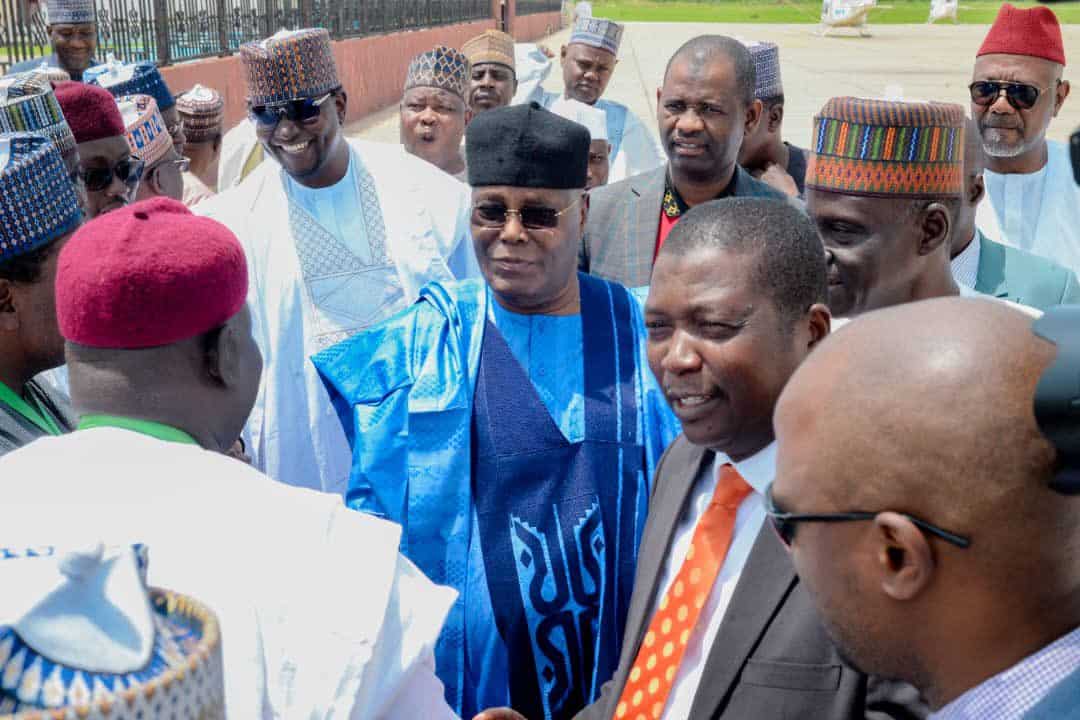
[663,167,739,219]
[711,440,776,496]
[950,229,982,290]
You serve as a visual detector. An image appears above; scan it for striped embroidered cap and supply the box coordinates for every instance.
[0,132,82,265]
[744,41,783,100]
[569,15,623,56]
[806,96,965,198]
[240,28,340,106]
[85,59,176,111]
[30,62,71,84]
[45,0,95,25]
[176,84,224,143]
[118,94,172,166]
[0,71,77,157]
[462,30,515,71]
[404,46,471,100]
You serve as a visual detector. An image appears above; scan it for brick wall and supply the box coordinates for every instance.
[160,9,563,130]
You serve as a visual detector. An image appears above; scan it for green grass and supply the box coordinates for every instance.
[591,0,1080,24]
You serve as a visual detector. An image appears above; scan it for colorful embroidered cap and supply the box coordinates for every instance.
[0,133,82,265]
[57,197,248,349]
[54,81,125,144]
[744,40,783,100]
[0,545,225,719]
[85,59,177,112]
[467,102,590,189]
[977,3,1065,66]
[462,30,516,71]
[44,0,95,25]
[806,97,965,198]
[31,62,71,84]
[548,96,608,141]
[404,46,471,101]
[118,94,171,166]
[0,71,77,157]
[240,28,340,106]
[175,84,224,143]
[569,15,623,56]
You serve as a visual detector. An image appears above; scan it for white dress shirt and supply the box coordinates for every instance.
[951,231,982,290]
[652,442,777,720]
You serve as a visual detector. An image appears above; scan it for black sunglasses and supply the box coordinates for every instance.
[764,484,971,549]
[472,197,582,230]
[248,92,334,128]
[79,157,144,193]
[969,80,1058,111]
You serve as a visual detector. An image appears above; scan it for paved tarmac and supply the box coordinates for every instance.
[348,20,1080,149]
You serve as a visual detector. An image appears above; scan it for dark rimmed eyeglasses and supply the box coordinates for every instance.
[471,196,583,230]
[969,80,1060,111]
[79,157,145,193]
[764,484,971,549]
[248,92,335,128]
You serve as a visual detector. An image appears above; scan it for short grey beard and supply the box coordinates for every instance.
[981,129,1038,159]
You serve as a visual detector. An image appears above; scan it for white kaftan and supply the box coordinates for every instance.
[0,428,458,719]
[198,139,478,495]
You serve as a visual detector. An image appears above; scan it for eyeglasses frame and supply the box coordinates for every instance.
[471,194,585,230]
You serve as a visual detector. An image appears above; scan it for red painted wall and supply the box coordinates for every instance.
[160,9,563,131]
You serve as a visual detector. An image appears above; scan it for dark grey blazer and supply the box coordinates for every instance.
[581,165,786,288]
[575,435,928,720]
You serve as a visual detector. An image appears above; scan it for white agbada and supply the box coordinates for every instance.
[538,90,665,184]
[977,139,1080,274]
[217,117,269,190]
[0,427,459,719]
[198,139,478,495]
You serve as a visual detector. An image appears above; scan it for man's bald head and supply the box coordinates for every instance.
[663,35,755,108]
[773,297,1079,707]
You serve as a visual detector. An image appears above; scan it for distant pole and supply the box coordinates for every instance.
[152,0,171,65]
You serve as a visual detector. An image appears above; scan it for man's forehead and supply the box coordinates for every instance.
[473,62,513,75]
[649,247,758,308]
[568,43,616,64]
[662,57,738,98]
[403,86,462,106]
[973,53,1061,82]
[77,135,130,162]
[51,22,95,30]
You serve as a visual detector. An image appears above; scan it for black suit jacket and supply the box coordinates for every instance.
[575,436,927,720]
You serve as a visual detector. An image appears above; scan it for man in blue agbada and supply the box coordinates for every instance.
[314,102,679,720]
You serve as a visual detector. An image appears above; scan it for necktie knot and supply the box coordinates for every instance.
[712,463,753,511]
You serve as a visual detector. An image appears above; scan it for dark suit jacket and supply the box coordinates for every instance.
[575,436,927,720]
[581,165,786,288]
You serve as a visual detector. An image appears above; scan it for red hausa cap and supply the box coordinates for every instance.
[53,80,126,143]
[57,198,249,349]
[977,3,1066,66]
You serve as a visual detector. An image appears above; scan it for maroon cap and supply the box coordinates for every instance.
[977,3,1066,66]
[54,80,125,143]
[57,198,249,349]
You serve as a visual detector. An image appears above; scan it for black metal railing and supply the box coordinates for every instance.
[1,0,493,71]
[517,0,562,15]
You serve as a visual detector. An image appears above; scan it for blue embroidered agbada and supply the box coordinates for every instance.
[313,274,678,720]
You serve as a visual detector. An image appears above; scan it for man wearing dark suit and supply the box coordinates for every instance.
[951,119,1080,309]
[574,197,919,720]
[580,36,783,289]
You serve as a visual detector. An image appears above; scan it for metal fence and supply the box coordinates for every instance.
[1,0,493,70]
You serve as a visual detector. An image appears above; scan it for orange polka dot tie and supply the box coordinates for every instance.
[613,463,753,720]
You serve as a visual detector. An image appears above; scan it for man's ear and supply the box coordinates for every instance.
[1054,80,1070,117]
[578,192,590,234]
[560,45,568,63]
[918,202,951,256]
[969,173,985,207]
[872,512,936,601]
[334,91,348,125]
[212,134,223,153]
[0,280,18,333]
[805,302,832,350]
[768,103,784,134]
[203,323,240,388]
[744,99,763,136]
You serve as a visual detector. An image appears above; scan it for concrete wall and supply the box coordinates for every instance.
[160,8,563,131]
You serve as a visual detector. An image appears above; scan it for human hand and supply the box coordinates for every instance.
[538,44,555,59]
[473,708,528,720]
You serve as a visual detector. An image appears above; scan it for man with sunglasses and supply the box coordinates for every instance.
[770,296,1080,720]
[970,4,1079,274]
[314,103,679,720]
[0,132,84,456]
[55,81,140,218]
[197,28,476,496]
[119,94,185,202]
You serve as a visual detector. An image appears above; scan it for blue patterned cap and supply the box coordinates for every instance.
[404,46,471,100]
[0,71,78,157]
[0,133,82,264]
[45,0,95,25]
[744,41,783,99]
[569,15,623,56]
[85,59,176,111]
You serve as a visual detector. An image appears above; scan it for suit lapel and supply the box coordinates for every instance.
[687,525,798,718]
[626,168,665,288]
[973,231,1011,299]
[624,441,712,664]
